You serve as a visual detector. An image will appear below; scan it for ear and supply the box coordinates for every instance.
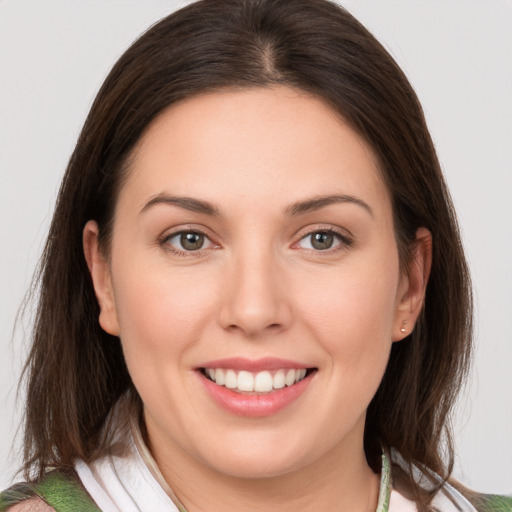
[392,227,432,341]
[83,220,120,336]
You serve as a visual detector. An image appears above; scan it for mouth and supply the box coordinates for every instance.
[195,359,317,417]
[200,367,316,394]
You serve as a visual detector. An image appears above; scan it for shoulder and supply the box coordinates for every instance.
[387,449,512,512]
[470,492,512,512]
[2,497,55,511]
[1,470,99,512]
[427,478,512,512]
[443,477,512,511]
[431,480,512,512]
[0,481,43,512]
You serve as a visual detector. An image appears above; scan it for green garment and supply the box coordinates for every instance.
[0,471,100,512]
[1,460,511,511]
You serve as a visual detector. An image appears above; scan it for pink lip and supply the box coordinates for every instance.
[196,366,316,418]
[197,357,311,372]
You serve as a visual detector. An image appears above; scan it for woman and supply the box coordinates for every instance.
[1,0,510,511]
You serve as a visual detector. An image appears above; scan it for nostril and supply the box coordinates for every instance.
[223,321,284,335]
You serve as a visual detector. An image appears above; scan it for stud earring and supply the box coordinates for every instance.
[400,320,407,333]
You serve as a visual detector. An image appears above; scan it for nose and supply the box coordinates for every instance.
[218,250,292,337]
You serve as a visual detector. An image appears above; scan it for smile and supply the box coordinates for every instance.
[196,359,317,417]
[202,368,309,393]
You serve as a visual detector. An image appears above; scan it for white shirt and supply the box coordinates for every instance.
[75,406,475,512]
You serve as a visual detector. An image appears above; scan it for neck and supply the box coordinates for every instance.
[146,424,380,512]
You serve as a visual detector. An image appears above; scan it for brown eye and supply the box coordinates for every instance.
[164,230,214,253]
[180,232,205,251]
[310,232,334,250]
[296,230,350,252]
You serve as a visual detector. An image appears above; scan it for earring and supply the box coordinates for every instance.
[400,320,407,333]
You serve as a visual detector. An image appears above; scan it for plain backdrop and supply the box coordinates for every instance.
[1,0,511,493]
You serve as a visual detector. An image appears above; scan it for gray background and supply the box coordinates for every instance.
[1,0,511,492]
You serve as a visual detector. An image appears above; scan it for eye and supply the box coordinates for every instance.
[296,230,350,251]
[163,230,215,252]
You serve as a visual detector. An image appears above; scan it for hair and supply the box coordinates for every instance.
[20,0,472,509]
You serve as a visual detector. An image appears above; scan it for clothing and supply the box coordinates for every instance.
[75,412,396,511]
[1,408,511,511]
[0,471,100,511]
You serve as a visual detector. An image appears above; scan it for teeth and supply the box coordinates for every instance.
[238,371,254,392]
[273,369,285,389]
[254,371,273,392]
[285,369,296,386]
[204,367,309,393]
[214,368,225,386]
[225,369,237,389]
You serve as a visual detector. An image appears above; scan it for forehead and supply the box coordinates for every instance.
[118,86,390,219]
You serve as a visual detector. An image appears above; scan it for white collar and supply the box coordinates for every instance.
[74,400,474,512]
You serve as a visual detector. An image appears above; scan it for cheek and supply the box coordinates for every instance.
[294,256,400,373]
[110,259,219,370]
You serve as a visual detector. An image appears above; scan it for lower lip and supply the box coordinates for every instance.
[198,371,315,417]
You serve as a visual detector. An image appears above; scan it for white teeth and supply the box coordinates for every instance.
[214,368,225,386]
[285,369,296,386]
[225,369,237,389]
[254,371,273,392]
[205,367,309,393]
[273,369,285,389]
[237,371,254,392]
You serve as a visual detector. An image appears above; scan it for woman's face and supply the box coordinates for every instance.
[85,86,427,480]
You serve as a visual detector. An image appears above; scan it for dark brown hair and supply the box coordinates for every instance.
[20,0,472,509]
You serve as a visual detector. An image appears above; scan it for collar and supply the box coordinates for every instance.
[74,396,475,512]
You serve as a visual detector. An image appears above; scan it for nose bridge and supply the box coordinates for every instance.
[219,241,290,336]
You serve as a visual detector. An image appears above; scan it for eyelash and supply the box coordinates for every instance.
[294,228,353,253]
[158,227,353,257]
[159,229,216,257]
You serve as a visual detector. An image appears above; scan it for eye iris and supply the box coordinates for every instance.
[180,232,204,250]
[311,232,334,250]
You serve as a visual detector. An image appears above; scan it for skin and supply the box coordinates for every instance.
[84,86,431,512]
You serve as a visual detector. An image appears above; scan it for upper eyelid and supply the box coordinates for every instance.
[159,227,217,249]
[160,225,215,241]
[160,229,218,256]
[292,226,354,251]
[158,224,352,248]
[293,224,353,241]
[298,230,350,243]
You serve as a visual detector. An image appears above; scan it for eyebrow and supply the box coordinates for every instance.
[286,194,374,217]
[140,193,372,218]
[140,194,221,216]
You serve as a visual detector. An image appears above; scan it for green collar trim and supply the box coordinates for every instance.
[376,452,392,512]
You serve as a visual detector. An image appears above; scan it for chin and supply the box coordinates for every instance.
[196,434,313,480]
[208,455,301,480]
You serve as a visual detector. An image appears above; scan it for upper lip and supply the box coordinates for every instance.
[196,357,313,372]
